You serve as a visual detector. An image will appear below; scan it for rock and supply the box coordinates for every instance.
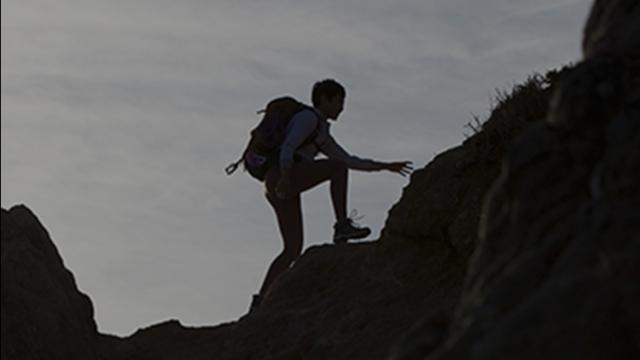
[583,0,640,58]
[395,1,640,359]
[1,205,99,360]
[383,72,558,257]
[3,1,638,359]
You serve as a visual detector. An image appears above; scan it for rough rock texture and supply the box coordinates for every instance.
[2,1,638,359]
[95,241,464,360]
[1,206,99,360]
[383,71,558,257]
[392,1,640,359]
[582,0,640,58]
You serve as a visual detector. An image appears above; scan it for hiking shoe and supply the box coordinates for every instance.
[333,216,371,244]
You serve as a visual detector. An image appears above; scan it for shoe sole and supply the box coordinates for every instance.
[333,230,371,244]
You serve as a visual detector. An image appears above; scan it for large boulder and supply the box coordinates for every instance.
[1,205,99,360]
[391,1,640,359]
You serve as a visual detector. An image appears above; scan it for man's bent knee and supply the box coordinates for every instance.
[328,159,348,174]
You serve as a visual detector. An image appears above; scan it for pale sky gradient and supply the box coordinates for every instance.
[1,0,592,336]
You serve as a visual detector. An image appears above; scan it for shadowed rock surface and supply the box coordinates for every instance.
[393,1,640,359]
[1,206,99,360]
[1,1,638,359]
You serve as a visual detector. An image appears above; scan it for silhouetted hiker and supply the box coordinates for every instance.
[227,79,413,313]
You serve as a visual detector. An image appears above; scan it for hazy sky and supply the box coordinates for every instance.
[1,0,592,336]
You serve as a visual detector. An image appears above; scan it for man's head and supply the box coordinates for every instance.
[312,79,346,120]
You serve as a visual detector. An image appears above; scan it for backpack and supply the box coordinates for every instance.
[225,96,320,181]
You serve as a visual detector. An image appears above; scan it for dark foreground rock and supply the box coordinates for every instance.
[1,206,99,360]
[392,1,640,359]
[1,1,638,359]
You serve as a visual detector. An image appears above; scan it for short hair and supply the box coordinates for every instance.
[311,79,346,107]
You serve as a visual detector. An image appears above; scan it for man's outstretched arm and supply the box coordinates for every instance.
[320,135,413,176]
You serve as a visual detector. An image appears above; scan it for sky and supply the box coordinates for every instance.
[1,0,592,336]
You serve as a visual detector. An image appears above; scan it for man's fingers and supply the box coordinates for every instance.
[386,161,414,176]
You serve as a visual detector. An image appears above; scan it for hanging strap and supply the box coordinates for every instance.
[225,140,252,176]
[225,158,243,175]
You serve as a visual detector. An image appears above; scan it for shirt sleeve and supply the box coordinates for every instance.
[279,110,319,170]
[319,134,380,171]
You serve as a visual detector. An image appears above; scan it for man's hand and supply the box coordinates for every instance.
[382,161,413,177]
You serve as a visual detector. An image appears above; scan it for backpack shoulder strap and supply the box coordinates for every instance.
[296,106,325,149]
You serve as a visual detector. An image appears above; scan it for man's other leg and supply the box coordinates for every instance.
[258,192,303,297]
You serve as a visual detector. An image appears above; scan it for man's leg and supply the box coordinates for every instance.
[289,159,349,223]
[258,160,348,297]
[258,191,303,297]
[287,160,370,244]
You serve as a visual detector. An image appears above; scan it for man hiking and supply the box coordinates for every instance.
[246,79,413,312]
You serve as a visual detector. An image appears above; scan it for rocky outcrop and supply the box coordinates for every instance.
[582,0,640,58]
[2,1,637,359]
[392,1,640,359]
[382,71,559,257]
[1,205,99,360]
